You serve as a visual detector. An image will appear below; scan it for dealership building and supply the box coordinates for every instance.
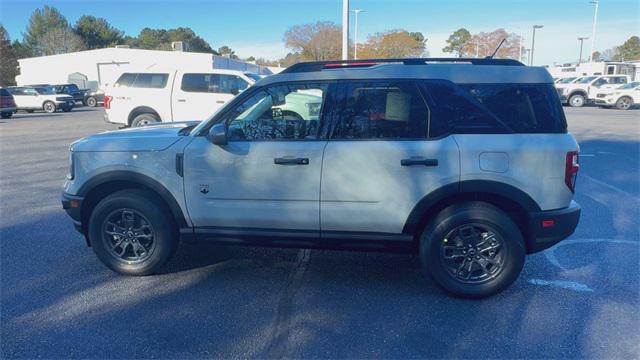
[15,46,281,90]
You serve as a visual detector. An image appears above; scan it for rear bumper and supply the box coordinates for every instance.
[61,192,84,234]
[1,107,16,113]
[526,200,581,253]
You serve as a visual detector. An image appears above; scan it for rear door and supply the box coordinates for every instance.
[173,72,251,122]
[320,80,460,235]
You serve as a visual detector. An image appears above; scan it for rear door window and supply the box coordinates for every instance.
[182,74,249,94]
[421,80,567,136]
[132,73,168,88]
[114,73,136,88]
[332,80,429,140]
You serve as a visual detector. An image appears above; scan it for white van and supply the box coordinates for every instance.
[104,69,256,127]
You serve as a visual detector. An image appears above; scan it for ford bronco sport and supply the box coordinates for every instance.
[62,58,581,298]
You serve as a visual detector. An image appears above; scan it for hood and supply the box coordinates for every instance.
[71,121,198,152]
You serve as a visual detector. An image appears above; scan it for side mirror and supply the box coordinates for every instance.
[208,123,227,146]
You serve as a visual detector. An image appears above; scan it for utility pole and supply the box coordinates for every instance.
[578,37,589,63]
[588,0,599,62]
[519,30,523,62]
[342,0,349,60]
[530,25,544,66]
[352,9,364,60]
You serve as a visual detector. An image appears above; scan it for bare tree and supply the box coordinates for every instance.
[460,29,522,59]
[283,21,343,61]
[359,29,426,58]
[38,27,85,55]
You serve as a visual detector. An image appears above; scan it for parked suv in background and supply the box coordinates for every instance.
[8,86,74,113]
[0,88,17,118]
[556,74,630,107]
[594,81,640,110]
[103,69,256,127]
[62,58,581,298]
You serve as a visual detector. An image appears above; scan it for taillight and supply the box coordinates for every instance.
[104,95,112,109]
[565,151,579,193]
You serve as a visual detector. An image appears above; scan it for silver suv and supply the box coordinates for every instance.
[62,58,581,298]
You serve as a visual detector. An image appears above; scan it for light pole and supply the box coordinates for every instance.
[578,37,589,63]
[530,25,544,66]
[519,29,524,62]
[352,9,364,60]
[588,0,599,62]
[342,0,349,60]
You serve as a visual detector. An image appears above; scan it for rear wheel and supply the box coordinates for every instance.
[568,93,586,107]
[131,113,159,127]
[43,101,56,113]
[1,112,12,119]
[88,190,178,275]
[86,96,97,107]
[616,96,633,110]
[420,202,525,298]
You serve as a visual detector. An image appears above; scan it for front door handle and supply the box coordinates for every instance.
[177,99,186,102]
[274,157,309,165]
[216,100,225,104]
[401,158,438,167]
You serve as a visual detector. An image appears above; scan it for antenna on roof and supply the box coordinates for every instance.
[487,38,506,59]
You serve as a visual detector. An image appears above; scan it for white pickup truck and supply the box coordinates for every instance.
[103,69,258,127]
[555,74,630,107]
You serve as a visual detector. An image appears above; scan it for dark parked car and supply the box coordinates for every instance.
[83,89,104,107]
[51,84,87,105]
[0,88,17,118]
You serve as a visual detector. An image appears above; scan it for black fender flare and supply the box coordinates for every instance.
[402,180,541,234]
[78,170,188,228]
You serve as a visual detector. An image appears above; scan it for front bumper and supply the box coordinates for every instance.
[1,107,17,113]
[61,192,84,234]
[55,100,75,108]
[526,200,581,253]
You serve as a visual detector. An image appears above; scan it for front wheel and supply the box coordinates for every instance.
[420,202,525,298]
[568,94,586,107]
[88,190,178,275]
[616,96,633,110]
[43,101,56,113]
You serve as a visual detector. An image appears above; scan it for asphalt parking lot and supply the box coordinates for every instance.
[1,106,638,358]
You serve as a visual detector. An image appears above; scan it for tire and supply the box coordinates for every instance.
[86,96,97,107]
[88,189,178,276]
[419,202,525,298]
[26,110,34,113]
[131,113,159,127]
[43,101,56,113]
[62,106,72,112]
[568,93,586,107]
[1,112,12,119]
[615,96,633,110]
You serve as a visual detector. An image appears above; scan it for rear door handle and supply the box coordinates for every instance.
[401,158,438,167]
[274,157,309,165]
[216,100,225,104]
[177,99,186,102]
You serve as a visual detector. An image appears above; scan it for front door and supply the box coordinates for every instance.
[183,81,334,232]
[320,80,460,234]
[173,73,251,122]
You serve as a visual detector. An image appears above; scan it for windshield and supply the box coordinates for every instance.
[618,82,640,89]
[577,76,597,84]
[244,72,262,82]
[34,87,55,95]
[558,77,577,84]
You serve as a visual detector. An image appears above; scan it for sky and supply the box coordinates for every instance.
[0,0,638,65]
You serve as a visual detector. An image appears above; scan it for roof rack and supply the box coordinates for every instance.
[281,57,525,74]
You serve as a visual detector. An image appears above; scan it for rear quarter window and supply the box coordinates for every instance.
[421,80,567,137]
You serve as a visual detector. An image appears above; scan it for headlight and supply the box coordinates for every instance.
[66,152,75,180]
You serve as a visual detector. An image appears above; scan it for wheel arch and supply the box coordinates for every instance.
[78,171,188,237]
[403,180,541,248]
[128,106,161,126]
[568,90,587,98]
